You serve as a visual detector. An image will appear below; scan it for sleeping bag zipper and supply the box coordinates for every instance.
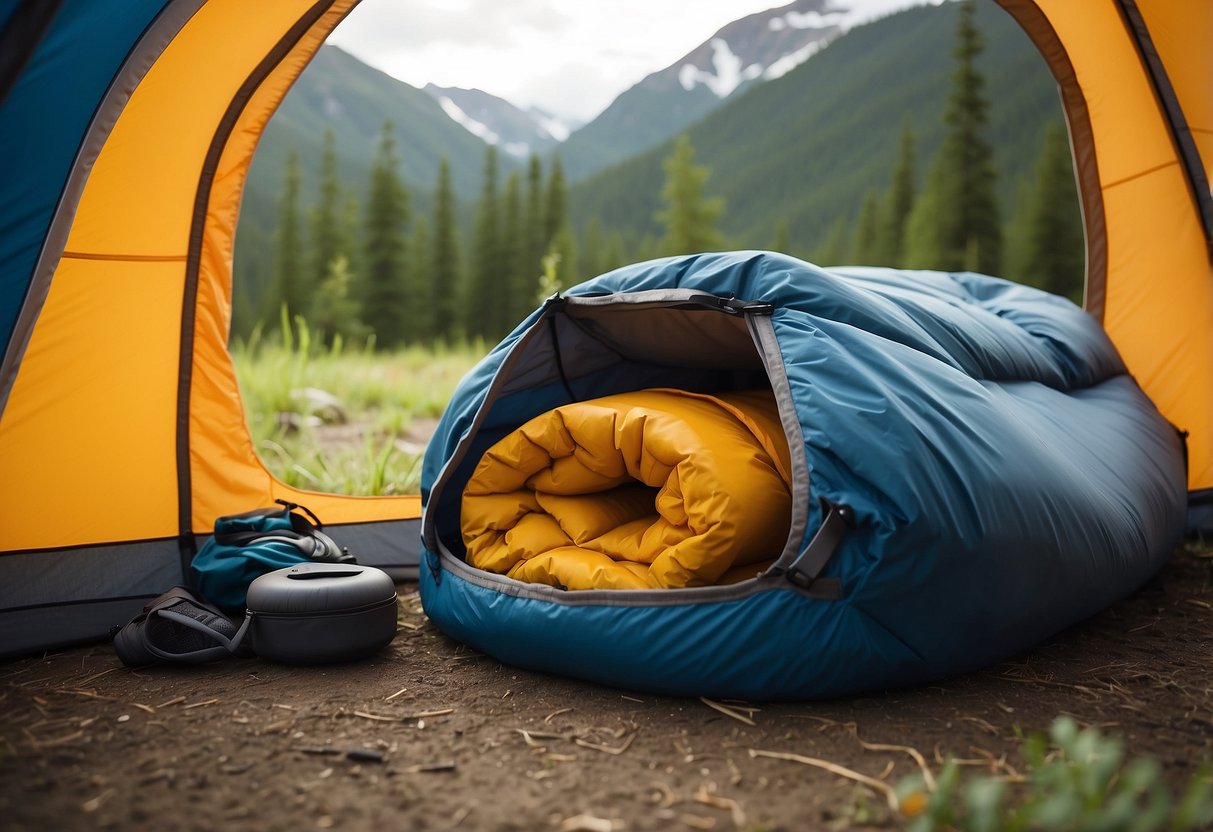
[424,289,846,599]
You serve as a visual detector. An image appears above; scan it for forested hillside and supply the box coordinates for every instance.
[233,0,1082,346]
[568,1,1060,259]
[234,45,500,330]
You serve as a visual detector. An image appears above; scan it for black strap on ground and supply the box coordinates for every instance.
[0,1,63,107]
[784,498,854,591]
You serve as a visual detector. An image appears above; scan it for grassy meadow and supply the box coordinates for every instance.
[231,314,486,496]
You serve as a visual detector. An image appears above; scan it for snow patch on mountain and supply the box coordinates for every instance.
[678,38,764,97]
[531,110,572,142]
[764,38,830,79]
[674,1,847,99]
[437,97,500,145]
[769,9,847,30]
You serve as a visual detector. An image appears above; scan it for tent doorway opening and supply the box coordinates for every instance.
[229,0,1085,504]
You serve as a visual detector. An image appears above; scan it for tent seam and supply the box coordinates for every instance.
[175,0,340,576]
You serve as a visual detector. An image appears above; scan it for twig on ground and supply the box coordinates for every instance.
[182,698,218,710]
[352,708,454,722]
[558,813,621,832]
[858,740,936,791]
[748,748,900,812]
[699,697,755,727]
[75,668,117,686]
[961,715,1000,736]
[516,729,548,749]
[574,732,635,756]
[401,761,457,773]
[353,710,401,722]
[694,782,746,828]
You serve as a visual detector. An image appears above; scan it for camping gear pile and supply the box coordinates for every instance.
[113,504,398,666]
[419,252,1188,699]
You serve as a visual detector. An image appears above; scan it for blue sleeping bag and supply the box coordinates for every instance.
[419,251,1187,700]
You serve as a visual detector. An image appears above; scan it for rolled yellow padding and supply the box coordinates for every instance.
[462,388,792,590]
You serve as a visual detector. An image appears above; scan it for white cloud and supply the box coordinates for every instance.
[326,0,936,121]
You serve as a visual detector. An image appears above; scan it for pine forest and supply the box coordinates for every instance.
[233,0,1085,351]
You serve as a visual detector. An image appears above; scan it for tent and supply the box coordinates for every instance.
[0,0,1210,658]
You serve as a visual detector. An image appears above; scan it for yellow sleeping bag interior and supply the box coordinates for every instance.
[461,388,793,590]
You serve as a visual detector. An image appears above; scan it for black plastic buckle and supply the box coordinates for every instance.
[785,498,854,590]
[686,294,774,316]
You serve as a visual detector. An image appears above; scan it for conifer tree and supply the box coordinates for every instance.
[544,157,568,249]
[360,122,410,348]
[1003,178,1034,286]
[468,145,501,339]
[603,232,627,274]
[310,130,345,297]
[500,170,527,332]
[814,218,851,266]
[771,219,790,254]
[904,0,1001,273]
[341,191,361,279]
[1015,122,1084,300]
[410,213,432,334]
[431,157,461,343]
[538,157,577,296]
[309,255,365,343]
[851,191,881,263]
[656,134,724,255]
[271,149,307,322]
[876,123,916,266]
[548,225,578,290]
[582,217,604,278]
[523,154,545,293]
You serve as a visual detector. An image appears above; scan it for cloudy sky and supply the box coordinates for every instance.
[327,0,937,122]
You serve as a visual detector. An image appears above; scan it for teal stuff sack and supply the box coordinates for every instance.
[190,501,355,609]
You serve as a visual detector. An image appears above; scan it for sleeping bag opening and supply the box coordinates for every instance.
[432,293,807,592]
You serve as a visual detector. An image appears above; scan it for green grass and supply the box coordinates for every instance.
[230,314,486,496]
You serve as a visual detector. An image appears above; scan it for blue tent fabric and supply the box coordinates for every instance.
[419,252,1187,699]
[0,0,171,355]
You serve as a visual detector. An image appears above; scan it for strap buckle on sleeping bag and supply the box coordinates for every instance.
[685,294,774,316]
[784,498,853,590]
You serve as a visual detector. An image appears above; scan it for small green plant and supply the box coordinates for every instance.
[898,716,1213,832]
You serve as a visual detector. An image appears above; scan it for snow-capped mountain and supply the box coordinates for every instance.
[674,0,848,98]
[559,0,851,180]
[423,84,582,160]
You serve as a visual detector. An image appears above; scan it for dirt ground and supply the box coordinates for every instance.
[2,542,1211,832]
